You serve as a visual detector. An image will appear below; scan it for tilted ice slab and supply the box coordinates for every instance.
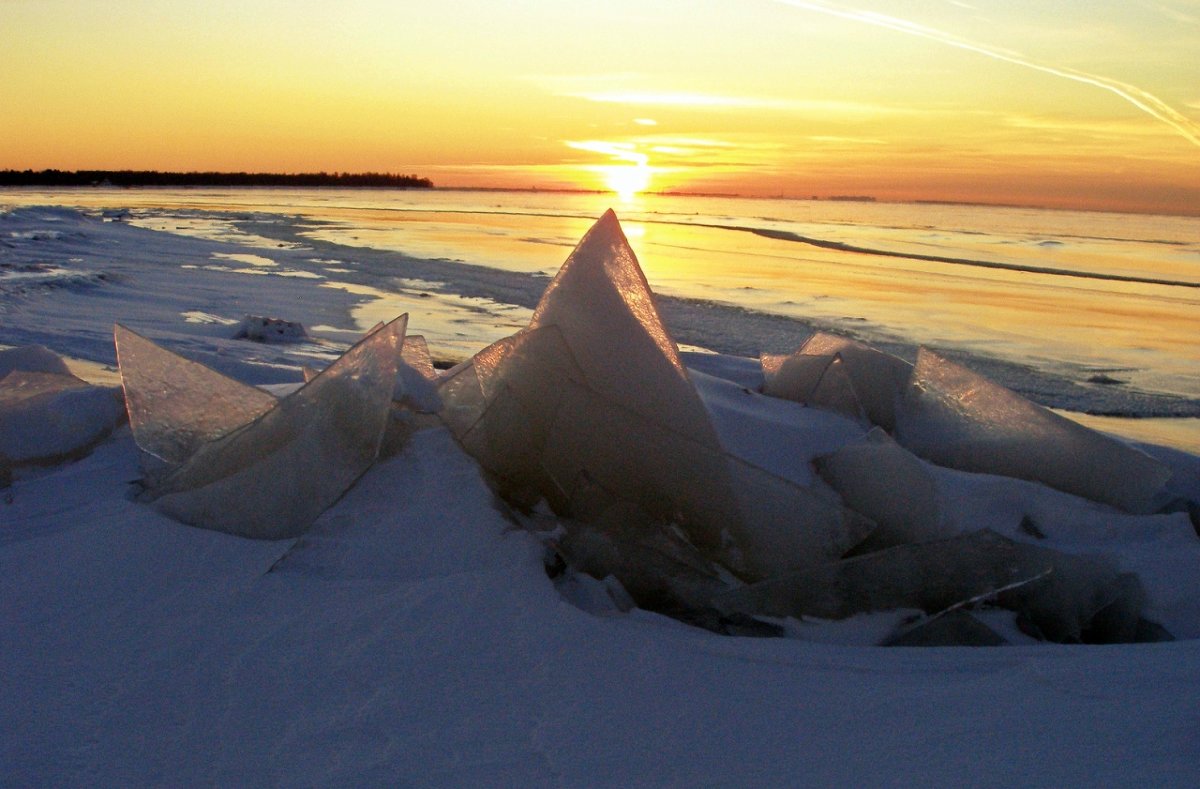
[440,211,870,581]
[764,333,913,431]
[718,529,1147,644]
[396,334,442,413]
[116,324,278,465]
[761,351,864,422]
[816,428,955,551]
[895,348,1170,513]
[302,333,440,413]
[126,316,406,538]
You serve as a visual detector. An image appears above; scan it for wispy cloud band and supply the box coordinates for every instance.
[772,0,1200,148]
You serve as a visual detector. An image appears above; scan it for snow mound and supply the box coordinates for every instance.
[0,344,73,378]
[0,347,125,477]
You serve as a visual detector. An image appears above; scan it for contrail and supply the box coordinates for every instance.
[773,0,1200,148]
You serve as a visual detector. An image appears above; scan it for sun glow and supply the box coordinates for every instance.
[602,164,652,202]
[566,140,654,200]
[3,2,1199,214]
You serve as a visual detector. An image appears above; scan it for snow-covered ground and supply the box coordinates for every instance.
[3,206,1199,785]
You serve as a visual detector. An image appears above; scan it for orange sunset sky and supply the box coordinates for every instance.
[3,0,1199,215]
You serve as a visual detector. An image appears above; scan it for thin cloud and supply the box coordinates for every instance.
[772,0,1200,148]
[571,91,928,118]
[568,91,794,109]
[1003,114,1175,137]
[564,140,649,167]
[1142,2,1199,26]
[806,135,888,145]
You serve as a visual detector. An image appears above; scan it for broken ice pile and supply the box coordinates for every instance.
[439,210,1190,644]
[115,316,408,538]
[751,319,1190,642]
[0,345,126,486]
[761,335,1172,514]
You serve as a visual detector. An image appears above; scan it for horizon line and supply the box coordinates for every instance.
[2,168,1197,219]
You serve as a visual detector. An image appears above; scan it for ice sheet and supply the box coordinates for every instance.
[761,351,865,421]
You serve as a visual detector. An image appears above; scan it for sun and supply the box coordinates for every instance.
[602,164,652,202]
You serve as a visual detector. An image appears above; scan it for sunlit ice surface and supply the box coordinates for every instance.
[317,279,531,363]
[3,187,1197,404]
[295,200,1197,401]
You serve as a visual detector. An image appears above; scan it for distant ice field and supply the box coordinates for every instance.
[3,187,1198,449]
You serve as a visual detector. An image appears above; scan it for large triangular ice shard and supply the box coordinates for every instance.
[449,325,735,534]
[439,213,871,578]
[142,315,406,539]
[795,334,913,430]
[895,348,1170,513]
[115,324,277,465]
[528,209,721,446]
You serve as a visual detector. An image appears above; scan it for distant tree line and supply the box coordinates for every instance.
[0,169,434,188]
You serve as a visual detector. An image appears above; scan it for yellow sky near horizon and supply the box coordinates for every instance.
[2,0,1198,214]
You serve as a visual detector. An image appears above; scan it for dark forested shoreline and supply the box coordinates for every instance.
[0,169,434,188]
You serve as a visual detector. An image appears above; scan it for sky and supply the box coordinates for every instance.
[2,0,1199,214]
